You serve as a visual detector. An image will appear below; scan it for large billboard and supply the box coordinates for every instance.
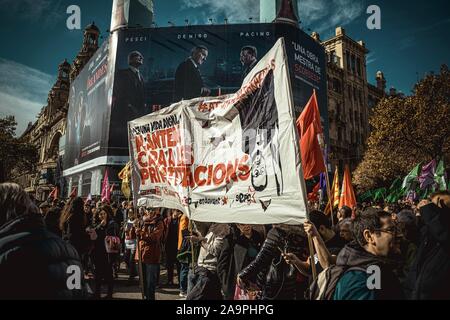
[129,39,308,224]
[64,23,328,182]
[110,23,328,159]
[64,41,111,170]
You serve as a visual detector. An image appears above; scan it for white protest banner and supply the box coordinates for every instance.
[128,38,308,224]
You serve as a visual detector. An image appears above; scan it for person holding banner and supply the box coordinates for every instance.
[237,225,309,300]
[186,223,228,300]
[135,207,164,300]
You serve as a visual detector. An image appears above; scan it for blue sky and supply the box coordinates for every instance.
[0,0,449,134]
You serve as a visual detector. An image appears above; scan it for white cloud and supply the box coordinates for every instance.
[366,52,377,65]
[0,58,53,135]
[181,0,260,23]
[179,0,364,34]
[300,0,364,34]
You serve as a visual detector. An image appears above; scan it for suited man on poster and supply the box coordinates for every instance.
[174,45,211,102]
[115,51,147,122]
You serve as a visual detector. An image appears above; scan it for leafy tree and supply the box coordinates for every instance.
[0,116,38,182]
[354,65,450,193]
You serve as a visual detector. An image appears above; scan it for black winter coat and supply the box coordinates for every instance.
[405,203,450,299]
[217,228,263,300]
[0,214,84,299]
[238,227,306,300]
[44,206,62,237]
[61,213,89,257]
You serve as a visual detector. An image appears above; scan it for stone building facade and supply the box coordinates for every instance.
[319,27,386,172]
[15,24,100,201]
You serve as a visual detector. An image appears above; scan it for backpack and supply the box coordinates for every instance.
[306,265,366,300]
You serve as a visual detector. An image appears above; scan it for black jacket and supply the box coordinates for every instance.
[238,227,306,300]
[114,68,146,120]
[61,213,89,256]
[405,203,450,299]
[44,206,62,237]
[217,228,263,299]
[174,58,204,102]
[0,214,84,300]
[93,220,120,263]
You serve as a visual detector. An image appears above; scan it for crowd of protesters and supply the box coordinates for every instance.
[0,182,449,300]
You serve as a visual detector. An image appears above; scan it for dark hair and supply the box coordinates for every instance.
[0,183,38,226]
[352,208,387,247]
[59,197,85,231]
[309,210,331,230]
[339,206,353,219]
[430,190,450,198]
[241,45,257,58]
[99,204,114,223]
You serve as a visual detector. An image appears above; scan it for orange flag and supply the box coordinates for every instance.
[296,89,326,180]
[339,165,357,209]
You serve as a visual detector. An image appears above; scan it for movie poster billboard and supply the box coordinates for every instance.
[64,41,111,170]
[128,39,308,224]
[110,23,328,162]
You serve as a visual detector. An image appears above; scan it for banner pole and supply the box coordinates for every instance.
[283,39,318,281]
[127,121,145,300]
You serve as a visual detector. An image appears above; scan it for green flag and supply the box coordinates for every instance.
[373,187,387,201]
[434,160,447,191]
[359,190,373,202]
[402,163,421,190]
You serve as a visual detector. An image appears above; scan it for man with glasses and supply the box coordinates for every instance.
[333,208,404,300]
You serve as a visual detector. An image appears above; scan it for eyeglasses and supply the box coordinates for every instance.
[374,226,397,235]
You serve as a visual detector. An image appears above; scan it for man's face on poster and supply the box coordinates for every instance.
[129,52,144,68]
[193,48,208,66]
[240,49,254,66]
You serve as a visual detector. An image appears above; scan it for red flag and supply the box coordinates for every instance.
[296,89,326,180]
[69,187,77,198]
[307,182,321,202]
[101,169,111,202]
[339,165,357,210]
[48,187,58,200]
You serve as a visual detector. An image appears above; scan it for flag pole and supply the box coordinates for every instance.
[298,164,318,281]
[318,136,335,227]
[324,167,335,227]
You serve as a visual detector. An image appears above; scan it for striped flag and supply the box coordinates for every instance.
[325,167,339,214]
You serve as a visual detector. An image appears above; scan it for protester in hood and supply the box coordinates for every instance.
[0,183,84,299]
[333,208,404,300]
